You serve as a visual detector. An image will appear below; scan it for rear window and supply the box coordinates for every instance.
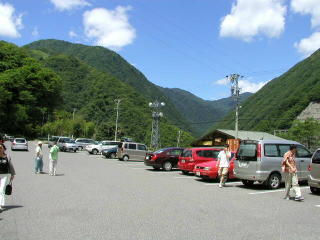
[264,144,279,157]
[238,142,257,161]
[181,149,192,157]
[196,150,220,158]
[169,149,183,156]
[15,138,26,143]
[312,150,320,164]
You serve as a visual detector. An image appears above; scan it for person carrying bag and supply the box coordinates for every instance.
[0,138,16,211]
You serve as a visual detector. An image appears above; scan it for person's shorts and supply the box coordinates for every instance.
[218,167,228,176]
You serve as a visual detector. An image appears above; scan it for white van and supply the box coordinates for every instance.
[234,139,312,189]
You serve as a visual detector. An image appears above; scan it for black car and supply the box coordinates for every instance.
[102,147,118,159]
[144,147,184,171]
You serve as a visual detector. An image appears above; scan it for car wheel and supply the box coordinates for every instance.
[153,166,161,170]
[74,149,77,153]
[242,180,255,187]
[92,149,98,155]
[110,153,116,159]
[266,173,281,189]
[123,155,129,161]
[310,186,320,194]
[181,170,189,175]
[163,161,173,171]
[78,146,83,151]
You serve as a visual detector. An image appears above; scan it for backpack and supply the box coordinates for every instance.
[0,157,10,174]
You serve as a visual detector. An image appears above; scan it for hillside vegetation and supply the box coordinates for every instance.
[215,49,320,133]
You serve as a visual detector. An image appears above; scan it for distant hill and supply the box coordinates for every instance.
[214,49,320,133]
[25,39,193,133]
[159,87,252,136]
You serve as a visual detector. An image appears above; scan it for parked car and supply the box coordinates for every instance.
[178,147,223,174]
[308,148,320,194]
[193,152,236,180]
[75,138,96,150]
[57,137,77,152]
[11,138,28,151]
[86,141,121,155]
[144,147,184,171]
[118,142,149,161]
[48,136,61,148]
[234,139,312,189]
[101,147,118,159]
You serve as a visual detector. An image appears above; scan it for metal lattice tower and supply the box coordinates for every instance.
[149,100,165,150]
[227,74,243,139]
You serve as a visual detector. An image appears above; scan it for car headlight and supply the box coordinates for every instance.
[204,167,211,170]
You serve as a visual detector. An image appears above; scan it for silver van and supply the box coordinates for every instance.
[308,148,320,194]
[234,139,312,189]
[118,142,148,161]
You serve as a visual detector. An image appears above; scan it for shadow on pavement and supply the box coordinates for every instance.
[1,205,23,212]
[145,169,181,173]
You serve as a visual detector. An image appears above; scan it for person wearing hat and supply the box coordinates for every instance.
[35,141,44,174]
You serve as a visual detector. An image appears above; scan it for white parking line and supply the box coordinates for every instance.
[315,205,320,208]
[204,182,242,186]
[248,186,309,195]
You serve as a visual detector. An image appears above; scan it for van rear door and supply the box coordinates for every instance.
[310,150,320,182]
[235,140,258,180]
[296,145,312,180]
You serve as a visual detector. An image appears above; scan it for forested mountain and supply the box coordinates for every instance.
[28,50,195,146]
[25,39,193,133]
[214,49,320,133]
[159,87,252,136]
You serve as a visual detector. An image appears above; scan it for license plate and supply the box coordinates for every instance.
[196,171,201,176]
[181,160,185,163]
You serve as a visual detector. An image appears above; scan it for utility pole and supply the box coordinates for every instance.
[149,100,165,150]
[72,108,76,121]
[227,74,243,139]
[177,130,181,147]
[114,99,121,141]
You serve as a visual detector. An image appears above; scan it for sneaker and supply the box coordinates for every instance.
[294,196,304,201]
[283,196,290,200]
[219,184,222,188]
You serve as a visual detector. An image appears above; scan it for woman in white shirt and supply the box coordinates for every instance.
[35,141,43,174]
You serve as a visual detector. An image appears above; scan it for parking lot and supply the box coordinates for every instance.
[1,141,320,240]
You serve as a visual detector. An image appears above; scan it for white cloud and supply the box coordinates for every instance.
[238,79,267,93]
[32,27,39,37]
[294,31,320,57]
[215,77,267,93]
[291,0,320,28]
[0,2,23,38]
[69,30,78,38]
[220,0,287,41]
[50,0,90,11]
[83,6,136,50]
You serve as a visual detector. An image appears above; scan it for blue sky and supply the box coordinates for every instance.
[1,0,320,100]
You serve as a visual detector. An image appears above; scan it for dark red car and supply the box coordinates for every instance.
[144,147,184,171]
[178,147,223,174]
[193,152,236,180]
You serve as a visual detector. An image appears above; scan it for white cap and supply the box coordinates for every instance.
[38,141,43,145]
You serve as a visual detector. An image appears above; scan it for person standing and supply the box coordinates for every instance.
[217,144,231,188]
[49,141,59,176]
[0,138,15,211]
[35,141,44,174]
[282,145,304,201]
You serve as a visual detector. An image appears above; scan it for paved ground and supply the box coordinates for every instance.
[1,141,320,240]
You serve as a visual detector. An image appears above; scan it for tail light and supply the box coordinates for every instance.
[257,144,262,158]
[12,142,16,145]
[308,164,311,171]
[151,154,157,161]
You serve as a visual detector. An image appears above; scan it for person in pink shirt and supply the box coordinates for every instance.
[282,145,304,201]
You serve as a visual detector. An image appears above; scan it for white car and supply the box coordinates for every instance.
[86,141,121,155]
[11,138,28,151]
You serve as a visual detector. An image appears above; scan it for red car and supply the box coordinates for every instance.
[178,147,223,174]
[193,152,236,181]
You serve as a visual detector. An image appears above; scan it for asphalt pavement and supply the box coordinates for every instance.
[1,141,320,240]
